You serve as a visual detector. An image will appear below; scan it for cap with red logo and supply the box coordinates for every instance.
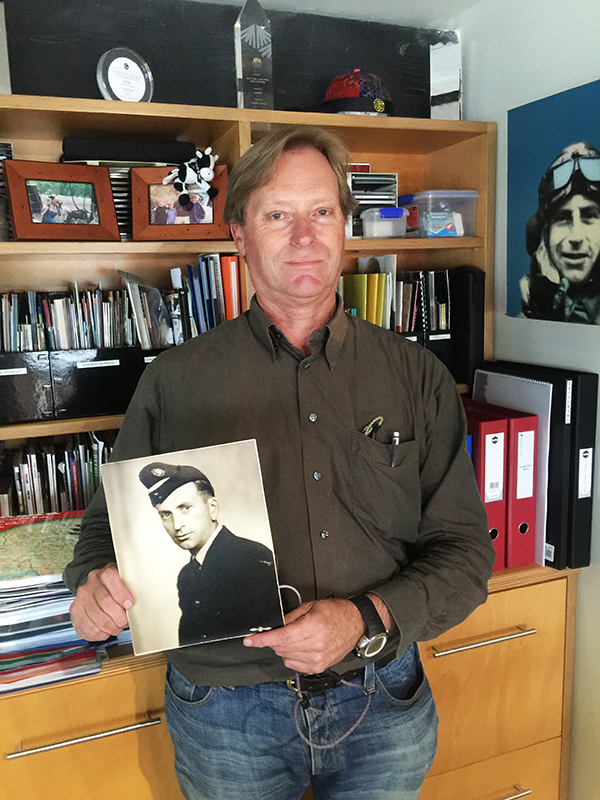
[321,68,394,116]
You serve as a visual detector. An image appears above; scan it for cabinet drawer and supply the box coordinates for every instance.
[420,737,561,800]
[0,658,183,800]
[420,579,566,776]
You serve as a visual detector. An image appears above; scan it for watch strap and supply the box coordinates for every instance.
[348,594,386,638]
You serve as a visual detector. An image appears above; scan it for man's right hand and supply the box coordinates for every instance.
[69,564,134,642]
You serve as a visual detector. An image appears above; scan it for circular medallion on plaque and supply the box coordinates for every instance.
[97,48,154,103]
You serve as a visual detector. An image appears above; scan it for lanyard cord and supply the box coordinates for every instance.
[291,673,373,750]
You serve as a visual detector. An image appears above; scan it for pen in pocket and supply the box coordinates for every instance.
[390,431,400,467]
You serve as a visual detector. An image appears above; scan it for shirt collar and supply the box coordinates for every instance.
[247,294,347,370]
[193,524,222,565]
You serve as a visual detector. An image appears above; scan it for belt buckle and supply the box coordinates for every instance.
[286,671,343,694]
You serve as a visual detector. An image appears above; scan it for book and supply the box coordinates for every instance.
[342,273,368,319]
[220,255,240,321]
[102,439,284,655]
[117,269,174,350]
[358,254,397,329]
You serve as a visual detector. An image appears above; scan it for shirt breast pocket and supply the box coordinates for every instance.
[350,432,421,541]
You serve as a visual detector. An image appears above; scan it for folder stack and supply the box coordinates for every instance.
[463,398,537,569]
[473,362,598,569]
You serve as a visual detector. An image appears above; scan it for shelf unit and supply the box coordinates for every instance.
[10,96,582,800]
[0,93,496,442]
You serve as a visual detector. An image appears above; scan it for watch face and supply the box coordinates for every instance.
[97,48,154,103]
[359,632,388,658]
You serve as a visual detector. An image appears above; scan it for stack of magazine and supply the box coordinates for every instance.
[0,512,130,694]
[0,285,137,352]
[0,430,117,517]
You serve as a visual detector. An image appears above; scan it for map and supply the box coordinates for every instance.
[0,513,83,582]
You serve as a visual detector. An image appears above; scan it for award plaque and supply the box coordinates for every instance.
[234,0,273,110]
[97,48,154,103]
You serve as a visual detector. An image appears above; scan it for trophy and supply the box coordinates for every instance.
[234,0,273,110]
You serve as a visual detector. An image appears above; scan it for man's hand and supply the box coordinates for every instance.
[69,564,134,642]
[243,598,366,674]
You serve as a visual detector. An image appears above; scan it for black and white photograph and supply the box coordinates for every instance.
[101,439,284,655]
[507,79,600,324]
[148,183,213,226]
[26,179,100,225]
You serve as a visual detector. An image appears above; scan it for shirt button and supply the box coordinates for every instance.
[313,471,322,480]
[320,530,329,539]
[308,413,318,423]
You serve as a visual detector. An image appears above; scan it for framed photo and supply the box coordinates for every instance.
[4,160,120,241]
[131,164,229,241]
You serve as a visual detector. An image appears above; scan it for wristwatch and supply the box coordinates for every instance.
[349,594,388,659]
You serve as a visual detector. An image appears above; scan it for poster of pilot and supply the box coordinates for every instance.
[102,439,284,655]
[507,79,600,324]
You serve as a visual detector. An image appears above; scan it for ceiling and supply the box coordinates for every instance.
[187,0,484,29]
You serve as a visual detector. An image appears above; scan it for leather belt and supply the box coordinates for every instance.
[285,650,395,694]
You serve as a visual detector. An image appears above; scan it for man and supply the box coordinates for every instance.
[187,193,205,225]
[137,461,282,645]
[152,198,168,225]
[520,141,600,323]
[65,126,494,800]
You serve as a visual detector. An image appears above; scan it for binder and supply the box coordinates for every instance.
[448,266,485,387]
[462,404,508,571]
[0,351,54,424]
[424,330,453,371]
[482,361,598,568]
[50,347,144,418]
[473,368,554,568]
[463,397,537,568]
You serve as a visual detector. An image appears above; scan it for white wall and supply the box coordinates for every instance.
[458,1,600,795]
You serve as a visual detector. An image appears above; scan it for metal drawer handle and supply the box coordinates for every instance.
[5,715,161,760]
[432,625,537,658]
[499,786,532,800]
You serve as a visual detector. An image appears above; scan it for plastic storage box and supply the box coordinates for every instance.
[398,190,479,237]
[360,207,407,238]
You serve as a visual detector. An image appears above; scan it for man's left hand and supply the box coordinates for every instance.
[243,598,365,674]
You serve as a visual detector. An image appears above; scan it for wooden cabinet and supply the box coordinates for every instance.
[0,652,183,800]
[419,738,563,800]
[420,566,577,799]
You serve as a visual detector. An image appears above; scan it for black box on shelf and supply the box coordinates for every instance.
[425,330,453,371]
[0,351,54,425]
[50,347,144,418]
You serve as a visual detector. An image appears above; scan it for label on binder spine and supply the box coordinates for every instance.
[77,360,120,369]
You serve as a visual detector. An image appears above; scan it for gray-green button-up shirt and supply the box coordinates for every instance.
[64,296,494,686]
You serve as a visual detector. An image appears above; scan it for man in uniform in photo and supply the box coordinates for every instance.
[520,141,600,323]
[138,461,282,645]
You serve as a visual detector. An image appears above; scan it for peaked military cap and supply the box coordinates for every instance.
[138,462,214,506]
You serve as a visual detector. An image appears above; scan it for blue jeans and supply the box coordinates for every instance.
[164,643,438,800]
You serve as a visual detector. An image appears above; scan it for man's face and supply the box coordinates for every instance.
[548,194,600,286]
[230,146,346,310]
[155,483,218,551]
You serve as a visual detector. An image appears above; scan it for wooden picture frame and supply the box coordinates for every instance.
[4,160,120,241]
[131,164,229,241]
